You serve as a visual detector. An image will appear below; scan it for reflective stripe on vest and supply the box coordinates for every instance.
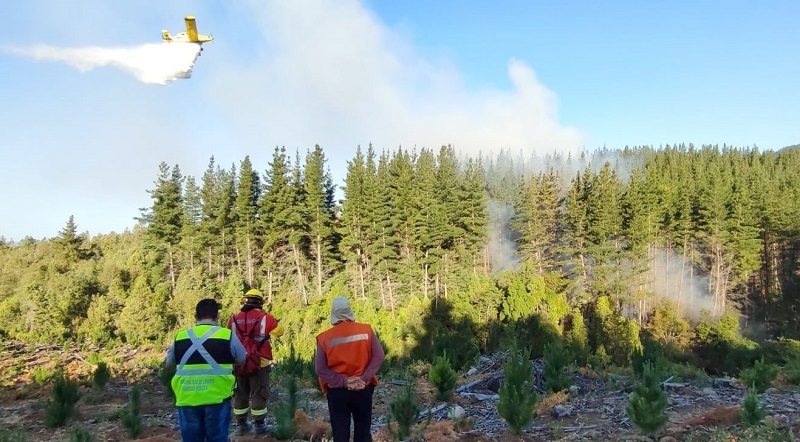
[176,327,231,376]
[316,322,378,393]
[171,325,235,407]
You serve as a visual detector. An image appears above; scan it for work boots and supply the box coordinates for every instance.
[253,419,269,435]
[235,419,252,436]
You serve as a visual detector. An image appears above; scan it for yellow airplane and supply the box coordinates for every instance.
[162,16,213,46]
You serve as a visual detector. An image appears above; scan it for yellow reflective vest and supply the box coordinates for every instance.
[171,325,235,406]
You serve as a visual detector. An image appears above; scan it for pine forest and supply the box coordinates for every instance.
[2,143,800,377]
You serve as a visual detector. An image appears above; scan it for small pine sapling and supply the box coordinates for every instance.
[497,345,538,435]
[283,342,305,379]
[158,363,176,398]
[387,384,428,441]
[543,342,573,393]
[428,351,458,402]
[44,374,82,428]
[120,385,143,439]
[0,428,27,442]
[305,359,322,394]
[739,358,779,394]
[626,362,668,438]
[69,427,94,442]
[92,362,111,391]
[273,376,299,440]
[740,387,766,428]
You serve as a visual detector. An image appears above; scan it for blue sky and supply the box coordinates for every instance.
[0,0,798,241]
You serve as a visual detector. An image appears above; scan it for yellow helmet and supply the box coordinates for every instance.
[242,289,264,306]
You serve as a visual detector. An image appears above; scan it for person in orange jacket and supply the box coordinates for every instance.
[315,297,385,442]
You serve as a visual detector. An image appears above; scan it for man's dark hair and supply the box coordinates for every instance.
[195,298,220,320]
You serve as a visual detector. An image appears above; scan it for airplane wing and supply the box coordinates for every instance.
[185,16,199,42]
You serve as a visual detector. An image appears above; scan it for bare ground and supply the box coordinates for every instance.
[1,343,799,441]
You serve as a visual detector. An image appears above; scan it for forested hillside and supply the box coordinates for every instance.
[1,143,799,375]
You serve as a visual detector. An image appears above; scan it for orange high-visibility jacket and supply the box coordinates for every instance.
[316,321,379,393]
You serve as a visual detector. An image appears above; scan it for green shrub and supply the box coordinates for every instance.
[92,362,111,391]
[672,362,709,382]
[273,376,298,440]
[632,333,670,377]
[739,358,778,393]
[119,385,143,439]
[740,388,765,428]
[626,361,668,437]
[87,353,103,366]
[543,342,573,392]
[304,359,322,393]
[497,344,538,435]
[387,385,423,441]
[44,374,82,428]
[0,428,26,442]
[588,345,611,369]
[428,352,458,402]
[693,311,760,375]
[431,332,480,372]
[759,338,800,366]
[69,427,94,442]
[32,366,54,386]
[782,356,800,385]
[157,363,176,398]
[647,299,692,352]
[280,342,305,379]
[564,310,589,364]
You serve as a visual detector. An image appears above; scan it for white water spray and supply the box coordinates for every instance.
[3,43,203,85]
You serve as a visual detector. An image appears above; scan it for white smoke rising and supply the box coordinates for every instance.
[487,199,521,273]
[3,43,202,85]
[651,248,716,319]
[209,0,585,162]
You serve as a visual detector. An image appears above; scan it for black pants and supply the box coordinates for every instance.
[326,384,374,442]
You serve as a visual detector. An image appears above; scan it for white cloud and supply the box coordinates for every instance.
[208,0,583,162]
[0,0,583,240]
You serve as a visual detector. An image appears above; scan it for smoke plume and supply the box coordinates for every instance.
[487,199,521,273]
[2,43,202,85]
[651,248,716,319]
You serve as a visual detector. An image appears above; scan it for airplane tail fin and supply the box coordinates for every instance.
[162,30,172,42]
[185,16,199,42]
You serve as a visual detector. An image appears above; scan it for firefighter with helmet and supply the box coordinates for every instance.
[227,289,283,435]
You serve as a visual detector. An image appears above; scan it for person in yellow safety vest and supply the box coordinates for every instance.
[227,289,284,436]
[166,299,246,442]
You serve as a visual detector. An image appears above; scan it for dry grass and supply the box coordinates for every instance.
[535,390,569,415]
[421,420,459,442]
[293,408,331,440]
[682,405,742,427]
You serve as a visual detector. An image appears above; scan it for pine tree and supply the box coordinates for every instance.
[626,361,668,438]
[411,147,442,301]
[303,144,337,299]
[367,150,400,313]
[740,387,766,428]
[139,162,184,291]
[339,145,370,299]
[497,344,538,435]
[260,146,294,303]
[181,175,203,269]
[55,215,84,265]
[235,156,261,285]
[289,150,310,304]
[457,157,488,273]
[585,161,624,298]
[428,351,458,401]
[562,170,590,303]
